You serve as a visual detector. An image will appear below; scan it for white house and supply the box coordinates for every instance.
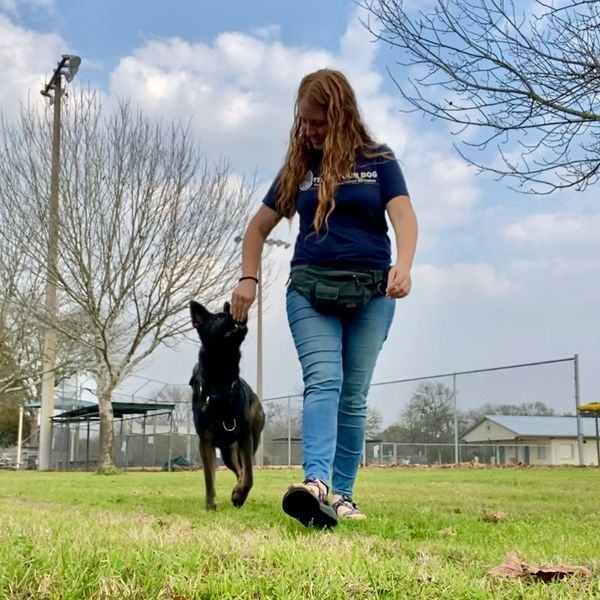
[461,415,600,466]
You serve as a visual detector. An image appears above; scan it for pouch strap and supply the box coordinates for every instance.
[290,264,386,287]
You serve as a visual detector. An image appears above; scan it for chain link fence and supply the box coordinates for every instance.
[362,355,583,465]
[44,355,594,470]
[259,356,588,467]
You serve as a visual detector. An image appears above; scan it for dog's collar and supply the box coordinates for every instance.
[222,418,236,432]
[203,380,240,411]
[203,380,242,434]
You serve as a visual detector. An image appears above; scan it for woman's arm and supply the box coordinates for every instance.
[385,195,418,299]
[231,205,282,321]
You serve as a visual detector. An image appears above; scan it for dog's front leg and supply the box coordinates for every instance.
[231,435,254,508]
[200,438,217,510]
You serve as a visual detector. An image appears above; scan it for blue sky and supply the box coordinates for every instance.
[2,0,598,420]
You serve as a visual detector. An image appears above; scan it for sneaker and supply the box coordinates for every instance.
[331,494,366,520]
[282,478,338,528]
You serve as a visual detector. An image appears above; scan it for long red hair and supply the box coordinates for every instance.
[276,69,387,232]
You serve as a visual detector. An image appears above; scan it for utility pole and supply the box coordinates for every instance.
[234,235,290,466]
[38,55,81,471]
[256,259,264,465]
[254,237,291,466]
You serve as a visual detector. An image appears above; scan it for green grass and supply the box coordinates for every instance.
[1,466,599,599]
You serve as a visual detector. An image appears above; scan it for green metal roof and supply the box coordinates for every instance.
[50,401,175,423]
[24,397,96,411]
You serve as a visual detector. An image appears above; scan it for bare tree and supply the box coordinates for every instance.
[0,335,30,446]
[151,384,192,432]
[400,381,455,443]
[0,253,40,397]
[361,0,600,192]
[0,215,91,398]
[262,400,302,441]
[366,406,383,439]
[0,92,253,470]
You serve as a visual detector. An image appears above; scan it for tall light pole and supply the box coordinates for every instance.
[38,54,81,471]
[234,235,291,466]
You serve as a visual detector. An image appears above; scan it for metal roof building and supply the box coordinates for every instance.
[462,414,599,466]
[463,415,598,438]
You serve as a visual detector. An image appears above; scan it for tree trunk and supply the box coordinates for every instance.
[97,376,115,471]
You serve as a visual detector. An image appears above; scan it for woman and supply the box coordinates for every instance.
[231,68,417,528]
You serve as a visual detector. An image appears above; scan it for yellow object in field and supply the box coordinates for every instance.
[579,402,600,412]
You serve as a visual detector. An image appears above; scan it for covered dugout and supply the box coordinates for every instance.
[50,401,175,470]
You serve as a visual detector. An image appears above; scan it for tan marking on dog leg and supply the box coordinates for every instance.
[200,439,217,510]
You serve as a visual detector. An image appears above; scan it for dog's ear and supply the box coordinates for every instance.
[190,300,211,330]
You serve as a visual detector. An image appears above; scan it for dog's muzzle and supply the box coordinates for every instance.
[224,322,247,337]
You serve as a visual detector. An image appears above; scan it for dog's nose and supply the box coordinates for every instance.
[224,322,247,337]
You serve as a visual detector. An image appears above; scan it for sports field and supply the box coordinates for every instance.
[1,467,598,599]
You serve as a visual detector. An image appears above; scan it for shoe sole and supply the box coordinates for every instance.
[282,488,338,528]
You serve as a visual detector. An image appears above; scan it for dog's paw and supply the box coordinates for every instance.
[231,486,249,508]
[205,501,217,511]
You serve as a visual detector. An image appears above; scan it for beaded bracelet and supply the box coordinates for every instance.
[239,276,259,284]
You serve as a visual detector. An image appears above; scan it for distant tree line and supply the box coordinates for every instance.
[374,381,557,444]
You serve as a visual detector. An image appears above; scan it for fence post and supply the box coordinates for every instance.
[142,414,147,470]
[118,418,124,468]
[16,406,24,470]
[85,420,90,470]
[453,373,458,463]
[186,402,192,463]
[65,422,71,471]
[287,396,292,467]
[574,354,584,466]
[167,411,173,472]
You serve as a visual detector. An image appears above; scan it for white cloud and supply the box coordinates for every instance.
[108,8,481,235]
[510,256,600,276]
[109,33,331,173]
[0,14,66,121]
[0,0,54,13]
[504,212,600,246]
[406,151,480,231]
[337,6,379,71]
[2,2,599,421]
[415,262,515,298]
[251,25,281,41]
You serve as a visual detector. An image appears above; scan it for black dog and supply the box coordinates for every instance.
[189,300,265,510]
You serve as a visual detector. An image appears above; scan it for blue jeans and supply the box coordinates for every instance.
[286,289,395,498]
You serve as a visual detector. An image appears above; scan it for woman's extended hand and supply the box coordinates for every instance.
[385,264,412,299]
[231,279,258,322]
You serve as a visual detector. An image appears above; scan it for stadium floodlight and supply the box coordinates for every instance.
[37,54,82,471]
[63,55,81,82]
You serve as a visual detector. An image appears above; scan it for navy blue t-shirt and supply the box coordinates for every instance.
[263,144,409,270]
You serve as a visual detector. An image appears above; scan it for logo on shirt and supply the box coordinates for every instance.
[298,169,378,191]
[299,170,314,191]
[341,170,378,184]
